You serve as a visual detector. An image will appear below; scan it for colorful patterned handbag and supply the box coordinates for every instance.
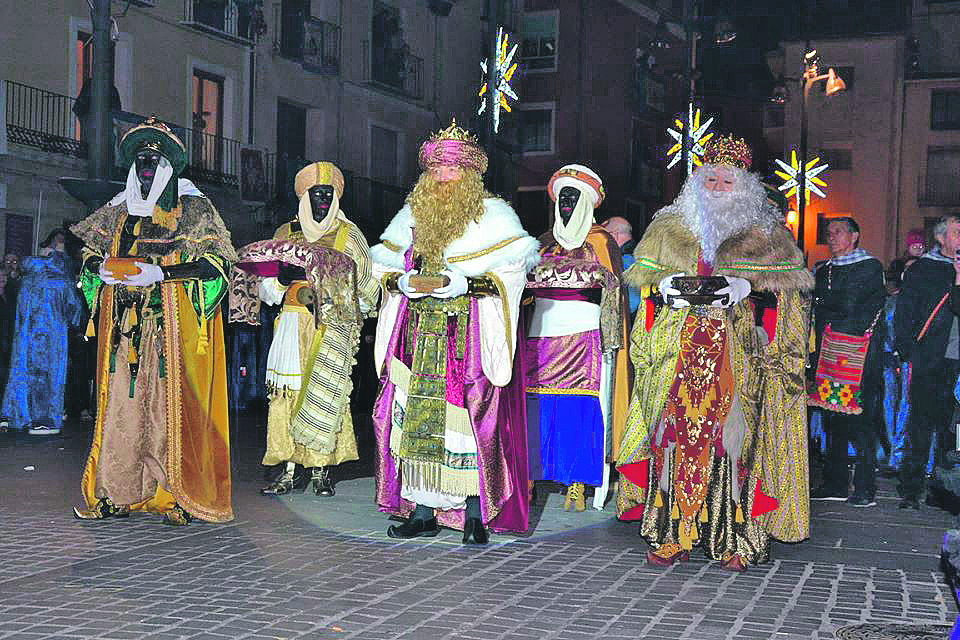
[807,311,881,415]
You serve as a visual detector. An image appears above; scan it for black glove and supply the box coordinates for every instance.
[277,262,306,286]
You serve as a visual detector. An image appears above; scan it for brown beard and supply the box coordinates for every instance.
[408,170,488,269]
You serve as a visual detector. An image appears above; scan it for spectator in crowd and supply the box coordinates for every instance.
[1,233,85,435]
[890,228,925,290]
[810,217,886,507]
[3,252,21,306]
[0,269,13,429]
[601,216,641,314]
[894,213,960,509]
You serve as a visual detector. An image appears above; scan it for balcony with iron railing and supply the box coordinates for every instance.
[361,40,424,100]
[4,80,247,190]
[278,17,340,74]
[919,172,960,207]
[182,0,256,44]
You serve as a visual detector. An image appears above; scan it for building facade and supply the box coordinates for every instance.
[1,0,486,255]
[509,0,685,237]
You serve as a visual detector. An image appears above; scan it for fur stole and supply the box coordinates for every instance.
[371,197,540,276]
[625,209,813,293]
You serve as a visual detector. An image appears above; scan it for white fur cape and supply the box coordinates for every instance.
[371,197,540,386]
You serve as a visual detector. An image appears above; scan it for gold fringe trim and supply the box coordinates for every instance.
[400,458,481,498]
[526,387,600,397]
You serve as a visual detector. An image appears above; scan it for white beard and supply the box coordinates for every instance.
[676,166,773,263]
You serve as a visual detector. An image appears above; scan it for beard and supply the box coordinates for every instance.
[408,169,488,269]
[676,166,773,263]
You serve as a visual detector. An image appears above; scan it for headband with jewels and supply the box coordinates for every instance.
[547,164,605,207]
[418,119,488,174]
[118,115,188,175]
[702,134,752,170]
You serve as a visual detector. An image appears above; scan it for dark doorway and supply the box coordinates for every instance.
[276,100,307,205]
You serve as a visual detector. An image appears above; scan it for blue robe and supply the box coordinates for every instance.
[1,253,84,429]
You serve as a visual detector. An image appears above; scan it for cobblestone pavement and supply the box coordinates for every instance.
[0,421,956,639]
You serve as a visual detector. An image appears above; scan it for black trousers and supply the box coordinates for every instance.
[822,347,881,497]
[899,358,960,500]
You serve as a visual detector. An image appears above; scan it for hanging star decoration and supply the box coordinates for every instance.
[774,149,829,205]
[478,26,519,134]
[666,104,715,172]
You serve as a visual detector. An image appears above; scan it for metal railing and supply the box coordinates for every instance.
[361,40,424,100]
[302,18,340,73]
[4,80,85,157]
[919,172,960,206]
[182,0,254,43]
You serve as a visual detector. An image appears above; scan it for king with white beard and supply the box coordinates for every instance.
[615,135,813,571]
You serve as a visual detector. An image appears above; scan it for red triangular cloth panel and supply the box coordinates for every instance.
[751,478,779,518]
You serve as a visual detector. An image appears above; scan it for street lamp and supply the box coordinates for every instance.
[795,47,845,252]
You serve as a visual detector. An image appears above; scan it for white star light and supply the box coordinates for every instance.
[666,104,715,173]
[478,26,519,134]
[774,149,829,205]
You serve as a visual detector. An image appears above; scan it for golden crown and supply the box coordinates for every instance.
[428,118,479,145]
[703,134,752,170]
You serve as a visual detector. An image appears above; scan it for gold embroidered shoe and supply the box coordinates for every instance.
[564,483,586,512]
[72,497,130,520]
[162,504,193,526]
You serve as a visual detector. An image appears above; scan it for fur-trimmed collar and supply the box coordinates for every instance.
[625,209,813,292]
[371,197,540,276]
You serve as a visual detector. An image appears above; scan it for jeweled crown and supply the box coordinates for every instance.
[703,135,752,170]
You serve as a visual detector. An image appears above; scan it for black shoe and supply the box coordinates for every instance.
[847,494,877,508]
[811,485,847,501]
[261,470,295,495]
[462,517,489,545]
[898,497,920,510]
[309,467,335,497]
[387,516,439,539]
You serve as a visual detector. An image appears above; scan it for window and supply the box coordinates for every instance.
[370,125,399,185]
[186,0,254,41]
[370,2,422,97]
[932,90,960,130]
[922,147,960,205]
[519,108,553,153]
[764,103,785,128]
[521,12,557,71]
[76,32,93,90]
[818,149,852,171]
[192,70,224,173]
[193,0,227,32]
[280,0,307,59]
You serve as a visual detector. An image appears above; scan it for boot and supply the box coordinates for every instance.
[261,462,296,495]
[309,466,335,497]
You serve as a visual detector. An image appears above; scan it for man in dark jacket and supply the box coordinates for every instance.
[811,217,886,506]
[894,213,960,509]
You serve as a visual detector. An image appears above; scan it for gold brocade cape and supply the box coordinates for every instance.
[71,196,237,522]
[617,210,813,544]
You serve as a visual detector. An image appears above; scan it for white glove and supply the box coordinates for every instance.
[98,257,122,286]
[397,270,426,299]
[710,276,752,308]
[658,272,689,309]
[124,262,165,288]
[432,269,468,299]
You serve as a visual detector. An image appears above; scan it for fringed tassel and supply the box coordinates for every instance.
[670,500,679,520]
[654,490,664,508]
[699,504,709,522]
[678,520,697,551]
[735,504,745,524]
